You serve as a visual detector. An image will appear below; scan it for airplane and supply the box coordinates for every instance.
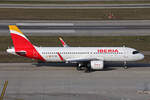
[7,25,144,72]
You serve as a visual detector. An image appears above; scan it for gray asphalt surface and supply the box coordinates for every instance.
[1,4,150,9]
[0,63,150,100]
[3,0,150,1]
[1,20,150,36]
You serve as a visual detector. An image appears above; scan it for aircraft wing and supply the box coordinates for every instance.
[66,57,98,63]
[59,37,69,47]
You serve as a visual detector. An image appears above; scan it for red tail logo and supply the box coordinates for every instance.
[9,25,45,61]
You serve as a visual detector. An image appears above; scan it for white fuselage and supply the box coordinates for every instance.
[35,47,144,62]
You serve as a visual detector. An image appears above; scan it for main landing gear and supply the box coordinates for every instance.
[76,63,82,71]
[84,63,91,73]
[77,63,91,73]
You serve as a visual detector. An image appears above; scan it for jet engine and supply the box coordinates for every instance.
[90,60,104,70]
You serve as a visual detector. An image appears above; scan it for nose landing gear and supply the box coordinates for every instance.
[124,61,128,69]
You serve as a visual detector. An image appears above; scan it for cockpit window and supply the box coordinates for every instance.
[133,51,139,54]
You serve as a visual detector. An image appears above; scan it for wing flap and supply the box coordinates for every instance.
[66,57,98,63]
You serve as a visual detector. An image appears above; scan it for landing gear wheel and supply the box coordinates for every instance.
[85,67,89,73]
[124,66,128,69]
[84,63,91,73]
[76,66,81,71]
[76,63,82,71]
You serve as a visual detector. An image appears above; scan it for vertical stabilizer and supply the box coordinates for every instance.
[9,25,32,51]
[8,25,45,61]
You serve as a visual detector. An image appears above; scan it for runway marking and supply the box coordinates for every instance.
[0,80,8,100]
[16,23,74,26]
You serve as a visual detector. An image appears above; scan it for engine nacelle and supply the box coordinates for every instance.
[90,60,104,70]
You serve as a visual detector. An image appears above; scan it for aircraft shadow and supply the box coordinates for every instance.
[32,62,76,67]
[104,62,150,68]
[94,62,150,72]
[32,62,116,71]
[32,62,150,72]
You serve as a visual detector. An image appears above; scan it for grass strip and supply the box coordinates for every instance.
[0,8,150,20]
[1,36,150,51]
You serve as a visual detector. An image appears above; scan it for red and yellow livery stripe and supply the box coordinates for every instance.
[9,25,45,61]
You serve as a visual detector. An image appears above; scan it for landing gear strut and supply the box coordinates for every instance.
[124,61,128,69]
[76,63,92,73]
[84,63,91,73]
[76,63,82,71]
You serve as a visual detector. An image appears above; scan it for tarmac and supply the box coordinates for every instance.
[3,0,150,1]
[0,62,150,100]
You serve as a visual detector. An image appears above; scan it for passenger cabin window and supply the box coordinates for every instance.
[133,51,139,54]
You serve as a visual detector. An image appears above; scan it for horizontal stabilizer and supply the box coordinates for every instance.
[16,51,26,56]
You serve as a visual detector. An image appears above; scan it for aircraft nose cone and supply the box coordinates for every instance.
[139,53,144,60]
